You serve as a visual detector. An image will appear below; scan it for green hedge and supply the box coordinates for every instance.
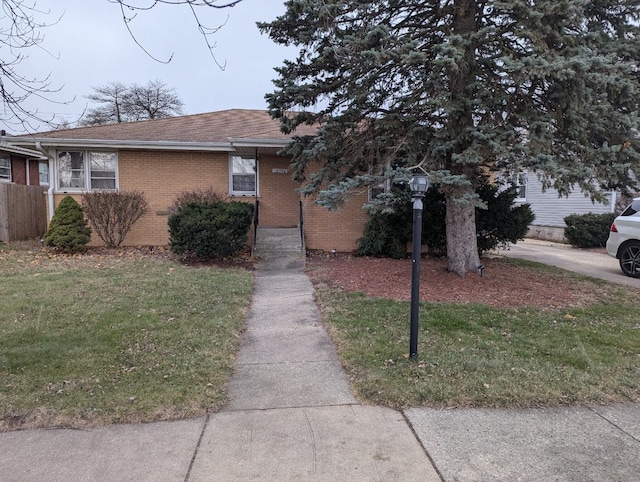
[168,201,254,259]
[564,212,616,248]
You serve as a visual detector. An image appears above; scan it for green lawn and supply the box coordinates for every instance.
[0,243,253,431]
[315,273,640,409]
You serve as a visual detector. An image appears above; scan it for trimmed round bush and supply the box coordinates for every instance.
[168,201,254,259]
[564,212,616,248]
[44,196,92,254]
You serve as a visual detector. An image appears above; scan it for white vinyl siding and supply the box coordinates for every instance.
[525,172,614,228]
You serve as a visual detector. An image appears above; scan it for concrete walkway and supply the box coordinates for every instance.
[2,247,639,481]
[497,238,640,288]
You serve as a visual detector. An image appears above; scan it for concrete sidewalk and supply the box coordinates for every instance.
[1,249,639,481]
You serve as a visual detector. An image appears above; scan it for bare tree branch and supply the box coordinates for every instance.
[0,0,71,131]
[107,0,243,69]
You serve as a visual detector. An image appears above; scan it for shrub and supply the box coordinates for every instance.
[168,201,254,259]
[43,196,92,254]
[169,187,224,214]
[564,212,616,248]
[358,178,534,258]
[82,190,149,248]
[475,183,536,254]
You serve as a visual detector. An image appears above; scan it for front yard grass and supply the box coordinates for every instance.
[315,273,640,409]
[0,242,253,431]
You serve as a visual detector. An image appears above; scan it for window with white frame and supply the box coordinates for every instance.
[229,154,257,195]
[0,156,11,181]
[39,161,49,185]
[513,171,527,202]
[57,150,117,190]
[368,178,391,202]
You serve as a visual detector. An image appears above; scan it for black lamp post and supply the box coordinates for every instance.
[409,174,429,359]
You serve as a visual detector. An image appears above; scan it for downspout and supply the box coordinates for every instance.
[35,142,55,220]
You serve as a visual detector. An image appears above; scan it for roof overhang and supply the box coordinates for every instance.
[7,137,236,152]
[7,137,294,154]
[0,141,48,160]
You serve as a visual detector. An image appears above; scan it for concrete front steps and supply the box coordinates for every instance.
[252,227,304,258]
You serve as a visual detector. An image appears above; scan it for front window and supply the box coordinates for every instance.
[0,156,11,181]
[229,155,257,195]
[57,150,117,190]
[39,161,49,185]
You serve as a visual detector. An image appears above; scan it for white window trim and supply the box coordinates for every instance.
[38,160,50,186]
[368,178,391,202]
[513,171,527,203]
[55,150,119,192]
[0,156,11,182]
[228,154,258,196]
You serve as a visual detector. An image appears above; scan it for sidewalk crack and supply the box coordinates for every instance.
[183,414,210,481]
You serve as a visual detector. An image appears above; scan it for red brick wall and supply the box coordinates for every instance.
[10,157,26,184]
[6,157,41,186]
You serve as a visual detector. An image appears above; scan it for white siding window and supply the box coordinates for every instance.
[229,154,257,195]
[57,151,117,191]
[0,156,11,181]
[513,172,527,202]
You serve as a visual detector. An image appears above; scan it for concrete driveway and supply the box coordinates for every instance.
[496,238,640,289]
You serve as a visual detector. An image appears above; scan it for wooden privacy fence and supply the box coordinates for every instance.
[0,184,47,242]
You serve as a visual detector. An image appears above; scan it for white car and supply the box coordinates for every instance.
[606,197,640,278]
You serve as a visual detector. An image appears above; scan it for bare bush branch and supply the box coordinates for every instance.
[82,190,149,248]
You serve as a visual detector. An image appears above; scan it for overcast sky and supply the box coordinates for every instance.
[4,0,295,133]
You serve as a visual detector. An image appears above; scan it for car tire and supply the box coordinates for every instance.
[619,241,640,278]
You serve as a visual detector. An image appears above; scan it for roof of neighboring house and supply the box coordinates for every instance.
[6,110,317,151]
[0,141,47,160]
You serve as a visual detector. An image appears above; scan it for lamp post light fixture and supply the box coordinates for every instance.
[409,174,429,359]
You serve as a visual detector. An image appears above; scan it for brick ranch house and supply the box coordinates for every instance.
[7,109,369,251]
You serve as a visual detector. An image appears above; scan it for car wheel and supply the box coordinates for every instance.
[619,241,640,278]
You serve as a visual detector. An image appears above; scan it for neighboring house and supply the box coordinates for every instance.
[0,141,49,186]
[509,170,616,242]
[0,141,49,241]
[7,110,369,251]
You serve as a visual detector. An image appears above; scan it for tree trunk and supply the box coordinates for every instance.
[445,185,481,277]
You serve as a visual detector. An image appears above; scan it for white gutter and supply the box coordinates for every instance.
[35,142,55,220]
[12,138,236,152]
[227,137,291,149]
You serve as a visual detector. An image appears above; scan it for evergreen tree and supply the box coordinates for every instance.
[260,0,640,276]
[43,196,92,254]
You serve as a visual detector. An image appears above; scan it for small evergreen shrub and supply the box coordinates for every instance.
[168,201,254,259]
[564,212,616,248]
[82,190,149,248]
[44,196,92,254]
[475,183,535,254]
